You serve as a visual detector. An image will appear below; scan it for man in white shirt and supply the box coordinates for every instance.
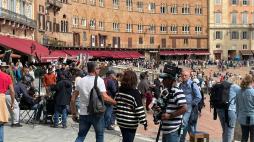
[71,62,116,142]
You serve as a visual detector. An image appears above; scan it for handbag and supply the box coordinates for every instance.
[0,94,9,123]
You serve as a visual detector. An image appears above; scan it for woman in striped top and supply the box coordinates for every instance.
[114,70,147,142]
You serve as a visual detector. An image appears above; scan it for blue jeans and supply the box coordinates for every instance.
[31,103,43,121]
[75,115,104,142]
[217,109,236,142]
[54,105,67,126]
[0,124,3,142]
[111,111,116,125]
[120,127,136,142]
[180,104,193,142]
[162,130,180,142]
[104,105,113,128]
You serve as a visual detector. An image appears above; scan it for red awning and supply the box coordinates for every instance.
[87,51,106,58]
[41,50,67,59]
[85,51,143,59]
[160,50,210,56]
[0,35,66,60]
[112,51,130,59]
[192,51,210,55]
[174,51,191,55]
[127,51,144,59]
[160,51,175,55]
[0,35,49,57]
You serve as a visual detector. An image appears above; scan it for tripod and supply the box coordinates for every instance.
[156,122,162,142]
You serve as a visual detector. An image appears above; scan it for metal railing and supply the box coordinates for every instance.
[0,7,36,28]
[43,36,67,46]
[46,0,63,8]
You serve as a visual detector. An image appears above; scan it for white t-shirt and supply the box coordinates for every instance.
[76,75,106,115]
[74,76,82,88]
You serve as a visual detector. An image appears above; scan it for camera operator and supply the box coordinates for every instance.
[156,64,187,142]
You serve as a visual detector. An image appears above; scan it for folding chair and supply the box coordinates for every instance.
[19,101,37,127]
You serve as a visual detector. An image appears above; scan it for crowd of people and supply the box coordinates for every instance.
[0,57,253,142]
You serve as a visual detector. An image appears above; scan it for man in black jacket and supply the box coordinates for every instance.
[17,81,43,122]
[51,73,72,128]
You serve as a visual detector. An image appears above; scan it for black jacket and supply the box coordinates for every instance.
[7,82,36,108]
[52,79,72,105]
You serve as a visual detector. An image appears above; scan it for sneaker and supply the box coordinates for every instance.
[11,123,23,127]
[107,126,114,130]
[50,125,58,128]
[62,125,67,129]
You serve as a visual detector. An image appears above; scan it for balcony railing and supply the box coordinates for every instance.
[46,0,63,9]
[43,36,67,47]
[0,7,36,28]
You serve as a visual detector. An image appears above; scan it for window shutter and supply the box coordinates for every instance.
[66,21,68,32]
[113,37,116,48]
[49,21,52,32]
[118,37,121,48]
[128,37,132,48]
[90,35,92,47]
[57,24,60,32]
[43,15,46,30]
[95,35,98,47]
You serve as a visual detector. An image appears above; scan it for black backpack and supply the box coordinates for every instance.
[210,81,232,121]
[210,81,232,109]
[87,76,105,115]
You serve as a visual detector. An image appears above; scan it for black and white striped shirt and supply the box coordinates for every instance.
[162,87,187,134]
[114,87,147,129]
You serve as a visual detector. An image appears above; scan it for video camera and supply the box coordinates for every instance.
[152,62,182,124]
[159,63,182,79]
[152,89,175,124]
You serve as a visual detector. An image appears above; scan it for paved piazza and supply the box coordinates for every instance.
[4,120,152,142]
[3,66,251,142]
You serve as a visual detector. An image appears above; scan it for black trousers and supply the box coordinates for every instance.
[241,125,254,142]
[120,127,137,142]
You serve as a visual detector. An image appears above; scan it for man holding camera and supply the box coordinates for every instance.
[158,63,187,142]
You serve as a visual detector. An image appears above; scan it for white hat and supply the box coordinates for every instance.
[0,62,9,67]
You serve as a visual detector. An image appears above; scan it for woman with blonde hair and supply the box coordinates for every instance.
[236,74,254,142]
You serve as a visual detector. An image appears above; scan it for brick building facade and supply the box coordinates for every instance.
[35,0,209,59]
[0,0,36,39]
[209,0,254,60]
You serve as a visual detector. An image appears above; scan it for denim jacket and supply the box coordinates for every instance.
[228,84,241,111]
[236,88,254,125]
[180,79,202,106]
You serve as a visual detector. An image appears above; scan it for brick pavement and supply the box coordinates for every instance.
[135,96,222,141]
[135,66,251,141]
[4,66,250,142]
